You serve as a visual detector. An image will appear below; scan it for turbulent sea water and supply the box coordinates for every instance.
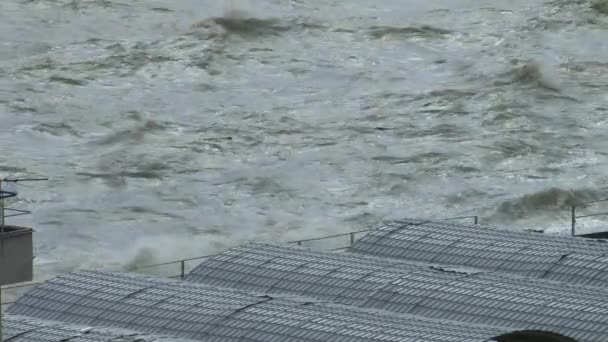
[2,0,608,279]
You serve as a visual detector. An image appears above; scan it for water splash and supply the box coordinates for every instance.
[500,60,562,91]
[492,187,604,220]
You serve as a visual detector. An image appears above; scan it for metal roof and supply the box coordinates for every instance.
[2,315,197,342]
[184,243,608,342]
[349,219,608,287]
[7,270,526,342]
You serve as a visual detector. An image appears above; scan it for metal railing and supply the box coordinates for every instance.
[571,199,608,236]
[0,214,479,307]
[128,215,480,278]
[443,215,479,225]
[129,253,221,280]
[0,177,48,230]
[287,229,372,250]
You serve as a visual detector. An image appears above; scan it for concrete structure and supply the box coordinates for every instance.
[0,225,33,286]
[1,225,34,342]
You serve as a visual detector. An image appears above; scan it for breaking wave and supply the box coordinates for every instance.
[93,119,167,146]
[121,233,236,276]
[367,25,451,39]
[496,61,561,91]
[492,187,605,220]
[191,10,324,38]
[32,122,81,137]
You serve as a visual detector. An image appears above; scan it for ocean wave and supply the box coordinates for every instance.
[32,122,81,137]
[484,138,541,158]
[62,0,126,10]
[496,61,561,91]
[367,25,451,39]
[11,11,320,79]
[492,187,605,220]
[592,0,608,15]
[48,75,87,86]
[14,46,178,79]
[77,154,170,188]
[92,119,166,146]
[191,10,324,38]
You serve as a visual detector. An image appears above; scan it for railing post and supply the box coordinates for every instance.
[350,232,355,246]
[1,179,5,232]
[571,205,576,236]
[180,260,185,280]
[1,283,3,342]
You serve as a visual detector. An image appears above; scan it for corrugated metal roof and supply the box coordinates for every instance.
[7,270,522,342]
[2,315,197,342]
[349,219,608,287]
[184,243,608,342]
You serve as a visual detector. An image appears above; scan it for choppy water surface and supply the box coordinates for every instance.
[2,0,608,278]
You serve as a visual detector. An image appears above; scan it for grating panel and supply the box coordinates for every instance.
[2,315,199,342]
[7,270,524,342]
[185,243,608,341]
[350,219,608,286]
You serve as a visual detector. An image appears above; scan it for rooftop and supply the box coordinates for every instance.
[350,219,608,287]
[3,315,198,342]
[7,270,526,342]
[6,215,608,342]
[184,242,608,341]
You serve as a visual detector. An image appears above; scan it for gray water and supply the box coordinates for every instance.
[2,0,608,278]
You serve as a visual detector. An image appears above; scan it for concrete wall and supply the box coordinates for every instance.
[0,226,33,285]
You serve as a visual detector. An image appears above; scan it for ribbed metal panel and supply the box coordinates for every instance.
[350,219,608,287]
[7,270,517,342]
[2,315,197,342]
[185,243,608,342]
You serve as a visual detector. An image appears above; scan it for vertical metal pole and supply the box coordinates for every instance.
[571,205,576,236]
[1,283,3,342]
[350,232,355,246]
[180,260,185,280]
[0,180,4,342]
[1,284,3,342]
[0,180,4,233]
